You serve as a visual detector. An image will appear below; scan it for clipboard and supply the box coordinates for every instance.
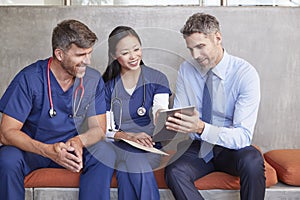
[120,138,169,156]
[152,105,195,143]
[106,137,169,156]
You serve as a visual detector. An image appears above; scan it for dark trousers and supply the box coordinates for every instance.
[0,141,115,200]
[165,140,266,200]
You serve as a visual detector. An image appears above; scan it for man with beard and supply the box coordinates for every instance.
[0,19,114,200]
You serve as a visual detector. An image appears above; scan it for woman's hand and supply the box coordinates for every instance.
[127,132,154,148]
[114,131,154,148]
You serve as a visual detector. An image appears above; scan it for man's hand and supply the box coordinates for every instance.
[46,141,83,173]
[66,137,84,169]
[165,109,205,134]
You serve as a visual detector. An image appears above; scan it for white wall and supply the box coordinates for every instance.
[0,0,63,5]
[0,6,299,152]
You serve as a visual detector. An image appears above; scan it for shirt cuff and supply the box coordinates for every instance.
[105,131,116,142]
[152,93,170,122]
[200,123,221,144]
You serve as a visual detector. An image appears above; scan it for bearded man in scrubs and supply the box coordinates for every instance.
[0,19,114,200]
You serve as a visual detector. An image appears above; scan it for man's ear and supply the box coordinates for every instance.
[54,49,64,61]
[215,31,222,45]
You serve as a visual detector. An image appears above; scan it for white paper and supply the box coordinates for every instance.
[120,138,169,156]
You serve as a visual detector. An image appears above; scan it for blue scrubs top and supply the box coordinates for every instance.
[105,65,171,135]
[0,58,106,144]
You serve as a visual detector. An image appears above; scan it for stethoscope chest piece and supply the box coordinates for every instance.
[49,108,57,118]
[111,67,147,123]
[137,106,146,116]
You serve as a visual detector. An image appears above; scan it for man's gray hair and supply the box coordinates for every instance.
[181,13,220,37]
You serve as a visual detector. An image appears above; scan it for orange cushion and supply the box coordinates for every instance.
[24,168,80,188]
[24,146,277,189]
[24,158,277,189]
[24,168,167,188]
[195,172,240,190]
[154,168,168,189]
[264,149,300,186]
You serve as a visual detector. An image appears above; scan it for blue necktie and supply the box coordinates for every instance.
[199,70,214,162]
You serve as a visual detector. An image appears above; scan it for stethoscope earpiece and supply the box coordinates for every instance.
[137,106,146,116]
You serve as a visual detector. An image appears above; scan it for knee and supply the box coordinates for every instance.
[165,162,185,184]
[0,146,24,174]
[85,142,116,168]
[81,158,114,187]
[239,147,265,176]
[118,154,154,173]
[85,155,115,173]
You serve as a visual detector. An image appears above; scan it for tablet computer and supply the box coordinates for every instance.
[152,105,195,142]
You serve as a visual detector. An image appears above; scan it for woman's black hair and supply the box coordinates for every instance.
[102,26,144,83]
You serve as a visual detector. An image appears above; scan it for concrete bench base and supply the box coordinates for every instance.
[199,182,300,200]
[25,182,300,200]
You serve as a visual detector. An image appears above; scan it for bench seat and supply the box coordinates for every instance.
[24,157,277,190]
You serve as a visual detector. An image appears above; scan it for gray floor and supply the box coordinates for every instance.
[25,182,300,200]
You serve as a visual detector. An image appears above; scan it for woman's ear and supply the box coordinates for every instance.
[110,52,117,60]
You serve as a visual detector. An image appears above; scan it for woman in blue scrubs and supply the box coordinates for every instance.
[103,26,172,200]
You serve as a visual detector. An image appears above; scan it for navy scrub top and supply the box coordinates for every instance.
[105,65,171,135]
[0,58,106,144]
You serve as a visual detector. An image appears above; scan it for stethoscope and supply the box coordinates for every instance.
[108,69,146,131]
[47,58,85,118]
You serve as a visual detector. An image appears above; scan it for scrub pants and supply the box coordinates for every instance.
[113,141,161,200]
[165,140,266,200]
[0,141,115,200]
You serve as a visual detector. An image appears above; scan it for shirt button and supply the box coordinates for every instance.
[68,114,73,118]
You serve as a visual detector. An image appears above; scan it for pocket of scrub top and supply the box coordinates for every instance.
[73,96,91,118]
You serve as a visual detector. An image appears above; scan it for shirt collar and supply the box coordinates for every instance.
[190,49,229,80]
[211,50,229,80]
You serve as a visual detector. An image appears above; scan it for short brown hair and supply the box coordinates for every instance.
[52,19,97,55]
[181,13,220,37]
